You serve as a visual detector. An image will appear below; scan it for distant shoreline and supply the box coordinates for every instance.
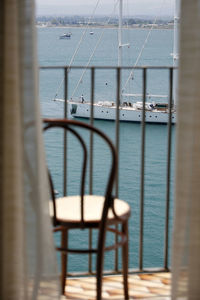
[36,24,174,30]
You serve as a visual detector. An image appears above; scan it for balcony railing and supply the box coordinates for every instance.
[40,65,175,276]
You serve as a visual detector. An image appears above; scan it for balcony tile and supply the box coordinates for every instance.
[63,272,171,299]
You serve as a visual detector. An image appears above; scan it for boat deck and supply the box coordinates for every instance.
[60,272,171,299]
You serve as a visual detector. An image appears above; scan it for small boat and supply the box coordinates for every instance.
[59,33,72,39]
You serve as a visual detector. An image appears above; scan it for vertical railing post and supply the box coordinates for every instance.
[89,67,95,273]
[164,67,173,270]
[139,67,146,271]
[115,67,120,197]
[114,67,121,272]
[62,66,68,280]
[64,67,68,119]
[90,67,95,187]
[63,67,68,197]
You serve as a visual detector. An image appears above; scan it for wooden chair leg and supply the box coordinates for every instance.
[96,257,103,300]
[96,222,107,300]
[61,228,68,295]
[122,221,129,299]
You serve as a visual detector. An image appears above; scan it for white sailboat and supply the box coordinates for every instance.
[61,0,178,124]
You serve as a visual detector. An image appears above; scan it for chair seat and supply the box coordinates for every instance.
[49,195,130,224]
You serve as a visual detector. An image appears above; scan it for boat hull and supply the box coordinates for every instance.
[69,102,176,124]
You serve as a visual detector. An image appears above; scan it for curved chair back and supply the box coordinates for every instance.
[43,118,117,228]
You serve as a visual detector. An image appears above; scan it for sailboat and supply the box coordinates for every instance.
[62,0,178,124]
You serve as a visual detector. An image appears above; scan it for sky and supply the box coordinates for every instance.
[36,0,174,17]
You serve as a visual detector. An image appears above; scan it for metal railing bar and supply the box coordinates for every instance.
[139,68,147,270]
[63,67,68,196]
[114,67,121,272]
[64,67,68,119]
[115,67,120,198]
[89,67,95,273]
[89,67,95,194]
[40,65,177,70]
[40,65,175,275]
[164,67,173,270]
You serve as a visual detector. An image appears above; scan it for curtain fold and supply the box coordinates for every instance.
[0,0,60,299]
[172,0,200,298]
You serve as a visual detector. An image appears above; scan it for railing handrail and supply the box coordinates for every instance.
[40,65,177,70]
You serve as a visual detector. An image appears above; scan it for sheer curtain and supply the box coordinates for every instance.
[0,0,60,299]
[172,0,200,298]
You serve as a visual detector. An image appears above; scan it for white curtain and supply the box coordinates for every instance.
[0,0,60,299]
[172,0,200,298]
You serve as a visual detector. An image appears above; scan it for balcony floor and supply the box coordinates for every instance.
[61,272,171,299]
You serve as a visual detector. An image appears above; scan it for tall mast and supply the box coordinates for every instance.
[173,0,179,66]
[118,0,123,67]
[173,0,179,105]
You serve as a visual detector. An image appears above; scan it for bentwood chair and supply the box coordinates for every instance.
[43,118,131,300]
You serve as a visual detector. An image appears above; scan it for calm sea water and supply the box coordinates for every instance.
[38,26,175,272]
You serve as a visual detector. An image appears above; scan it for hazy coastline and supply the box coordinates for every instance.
[36,24,174,30]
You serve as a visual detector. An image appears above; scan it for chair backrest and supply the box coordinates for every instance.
[43,118,117,227]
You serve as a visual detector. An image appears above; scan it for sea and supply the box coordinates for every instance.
[38,26,175,273]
